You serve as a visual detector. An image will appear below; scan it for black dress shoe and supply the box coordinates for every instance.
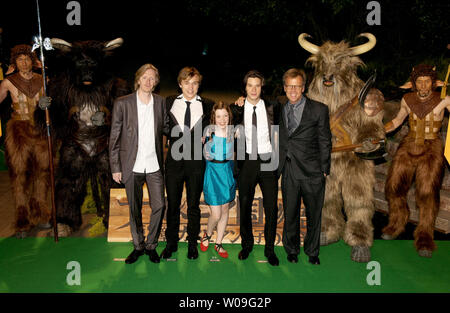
[238,248,251,260]
[308,256,320,265]
[161,245,177,259]
[287,254,298,263]
[145,249,161,263]
[266,253,279,266]
[125,249,144,264]
[187,244,198,260]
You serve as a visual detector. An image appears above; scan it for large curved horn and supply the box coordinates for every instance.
[50,38,72,51]
[298,33,320,55]
[350,33,376,55]
[104,38,123,51]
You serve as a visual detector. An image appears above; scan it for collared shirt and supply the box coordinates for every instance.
[244,98,272,154]
[132,92,159,173]
[284,96,306,134]
[170,94,203,130]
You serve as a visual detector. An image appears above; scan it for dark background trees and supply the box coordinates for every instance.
[0,0,449,98]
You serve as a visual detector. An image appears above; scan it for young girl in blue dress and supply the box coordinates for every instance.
[201,102,236,258]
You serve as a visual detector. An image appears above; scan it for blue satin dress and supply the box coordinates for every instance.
[203,134,236,205]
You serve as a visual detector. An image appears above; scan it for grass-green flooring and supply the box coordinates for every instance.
[0,238,449,293]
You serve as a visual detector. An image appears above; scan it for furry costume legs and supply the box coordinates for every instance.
[321,154,375,262]
[55,141,110,236]
[5,120,51,237]
[383,137,444,257]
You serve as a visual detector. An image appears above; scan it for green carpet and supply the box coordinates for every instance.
[0,238,449,293]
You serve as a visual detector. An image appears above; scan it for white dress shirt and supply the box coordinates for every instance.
[132,92,160,173]
[244,98,272,154]
[170,94,203,130]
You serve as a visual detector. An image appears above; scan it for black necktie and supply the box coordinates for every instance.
[251,105,258,158]
[184,101,191,131]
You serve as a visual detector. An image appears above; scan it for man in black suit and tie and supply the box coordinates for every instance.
[232,70,281,266]
[278,68,332,265]
[161,67,214,260]
[109,64,168,264]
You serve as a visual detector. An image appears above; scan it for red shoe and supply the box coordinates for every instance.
[200,231,211,252]
[215,243,229,258]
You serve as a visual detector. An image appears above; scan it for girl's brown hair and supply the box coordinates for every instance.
[210,101,233,125]
[209,101,234,142]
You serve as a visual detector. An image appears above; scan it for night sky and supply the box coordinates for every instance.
[1,0,449,96]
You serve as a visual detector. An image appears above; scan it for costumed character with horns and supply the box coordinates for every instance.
[40,37,129,236]
[382,64,450,257]
[298,32,385,262]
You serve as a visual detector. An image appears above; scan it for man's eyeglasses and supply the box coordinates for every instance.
[285,85,303,90]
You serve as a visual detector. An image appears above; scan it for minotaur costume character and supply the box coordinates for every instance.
[298,33,385,262]
[382,64,450,257]
[0,45,51,238]
[38,38,129,236]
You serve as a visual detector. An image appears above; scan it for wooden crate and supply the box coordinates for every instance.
[107,181,307,246]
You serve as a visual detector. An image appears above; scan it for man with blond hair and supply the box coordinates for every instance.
[109,63,168,264]
[161,66,214,260]
[278,68,331,265]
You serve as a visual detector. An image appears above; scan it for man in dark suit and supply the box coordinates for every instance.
[109,64,168,264]
[160,67,214,260]
[232,70,281,266]
[278,68,332,265]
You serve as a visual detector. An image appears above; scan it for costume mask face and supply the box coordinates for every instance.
[15,54,33,74]
[415,76,433,98]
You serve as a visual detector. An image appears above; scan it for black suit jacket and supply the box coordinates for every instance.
[231,97,280,132]
[230,97,281,174]
[165,95,214,168]
[278,96,331,179]
[109,92,168,184]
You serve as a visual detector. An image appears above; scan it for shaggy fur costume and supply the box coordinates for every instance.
[300,34,384,262]
[5,118,51,234]
[4,71,52,236]
[383,64,444,257]
[383,136,444,255]
[38,38,129,235]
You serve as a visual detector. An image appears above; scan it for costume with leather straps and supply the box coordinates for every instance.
[7,72,42,121]
[4,72,51,236]
[383,90,444,256]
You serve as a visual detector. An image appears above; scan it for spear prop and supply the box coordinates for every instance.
[32,0,58,242]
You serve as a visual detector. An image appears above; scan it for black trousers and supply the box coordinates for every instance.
[238,158,278,255]
[165,160,204,247]
[281,159,325,257]
[124,170,165,251]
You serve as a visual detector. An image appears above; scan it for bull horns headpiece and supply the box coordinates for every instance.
[298,32,376,55]
[50,37,124,51]
[50,38,72,52]
[104,38,123,51]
